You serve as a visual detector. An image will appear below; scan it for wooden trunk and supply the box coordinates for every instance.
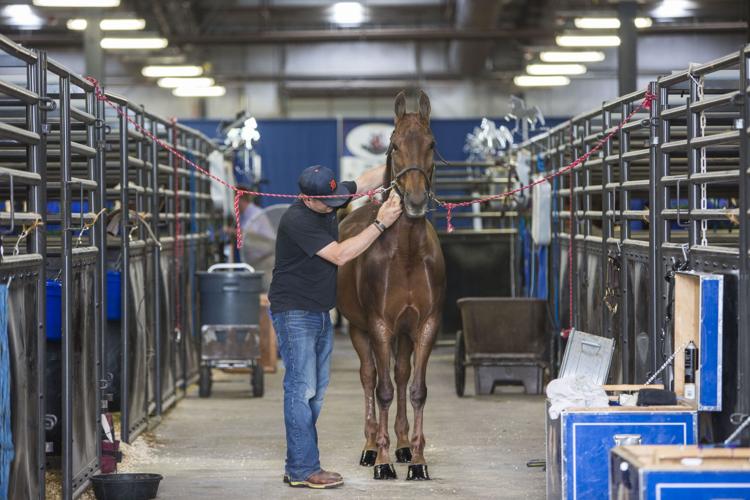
[259,294,278,373]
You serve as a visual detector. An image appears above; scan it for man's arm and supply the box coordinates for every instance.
[354,164,386,194]
[317,192,401,266]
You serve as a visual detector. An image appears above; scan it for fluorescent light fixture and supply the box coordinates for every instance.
[142,65,203,77]
[634,17,653,28]
[540,51,605,63]
[3,4,44,28]
[330,2,364,25]
[157,77,215,88]
[574,17,620,29]
[514,75,571,87]
[66,18,87,30]
[526,63,586,76]
[173,86,226,97]
[101,37,168,50]
[556,35,620,47]
[652,0,695,18]
[100,18,145,30]
[574,17,653,29]
[33,0,120,6]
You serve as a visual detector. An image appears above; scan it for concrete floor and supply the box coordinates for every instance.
[126,333,547,499]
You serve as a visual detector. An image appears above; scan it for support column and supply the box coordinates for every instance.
[617,1,637,95]
[84,16,104,84]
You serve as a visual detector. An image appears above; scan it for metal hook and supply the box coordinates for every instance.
[680,243,689,264]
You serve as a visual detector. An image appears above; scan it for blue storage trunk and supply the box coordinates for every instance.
[610,445,750,499]
[546,403,698,500]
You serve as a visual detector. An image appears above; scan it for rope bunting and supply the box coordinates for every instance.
[84,76,655,246]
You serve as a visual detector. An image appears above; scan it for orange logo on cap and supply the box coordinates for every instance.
[330,179,337,191]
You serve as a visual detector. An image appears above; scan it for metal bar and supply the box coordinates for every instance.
[150,116,163,416]
[119,103,131,444]
[0,78,39,104]
[688,75,700,247]
[650,81,665,383]
[0,33,38,63]
[0,120,41,144]
[739,43,750,437]
[58,73,74,500]
[70,105,96,125]
[29,47,48,500]
[689,130,740,148]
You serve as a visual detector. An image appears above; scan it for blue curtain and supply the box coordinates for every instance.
[0,283,12,498]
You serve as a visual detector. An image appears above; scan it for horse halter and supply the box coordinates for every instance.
[385,133,436,198]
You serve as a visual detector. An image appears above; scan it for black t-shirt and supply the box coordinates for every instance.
[268,181,356,313]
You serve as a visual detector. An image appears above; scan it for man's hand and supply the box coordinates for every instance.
[376,193,402,228]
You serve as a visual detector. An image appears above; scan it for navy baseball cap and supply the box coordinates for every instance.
[298,165,350,208]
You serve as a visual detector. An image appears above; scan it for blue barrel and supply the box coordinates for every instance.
[46,280,62,341]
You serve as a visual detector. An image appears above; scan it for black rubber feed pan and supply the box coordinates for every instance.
[91,473,163,500]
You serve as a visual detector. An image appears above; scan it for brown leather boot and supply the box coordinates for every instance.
[288,470,344,489]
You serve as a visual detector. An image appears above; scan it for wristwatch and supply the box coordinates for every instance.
[373,219,387,233]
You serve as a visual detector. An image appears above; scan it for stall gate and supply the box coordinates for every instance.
[0,34,216,499]
[517,45,750,444]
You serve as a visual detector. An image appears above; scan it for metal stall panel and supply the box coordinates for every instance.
[124,243,149,441]
[158,240,177,410]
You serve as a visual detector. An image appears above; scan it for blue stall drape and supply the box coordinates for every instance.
[0,283,12,498]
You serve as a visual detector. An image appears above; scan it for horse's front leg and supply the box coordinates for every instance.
[407,316,439,480]
[394,332,413,463]
[370,319,397,479]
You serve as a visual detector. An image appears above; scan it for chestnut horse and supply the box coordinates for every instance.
[337,90,446,480]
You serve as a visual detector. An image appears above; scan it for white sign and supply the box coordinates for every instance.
[345,123,394,161]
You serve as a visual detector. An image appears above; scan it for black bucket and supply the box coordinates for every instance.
[197,263,264,326]
[91,473,163,500]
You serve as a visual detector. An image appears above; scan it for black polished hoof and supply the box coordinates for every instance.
[373,463,397,480]
[395,447,412,463]
[359,449,377,467]
[406,464,430,481]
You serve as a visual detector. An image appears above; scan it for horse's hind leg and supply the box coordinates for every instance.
[407,317,439,481]
[394,332,413,464]
[350,326,377,467]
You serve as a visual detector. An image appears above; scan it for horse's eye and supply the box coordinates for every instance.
[429,141,435,149]
[391,143,398,152]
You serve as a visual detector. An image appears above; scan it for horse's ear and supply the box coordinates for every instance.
[418,90,431,124]
[394,91,406,122]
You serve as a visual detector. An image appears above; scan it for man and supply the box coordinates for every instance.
[269,164,401,489]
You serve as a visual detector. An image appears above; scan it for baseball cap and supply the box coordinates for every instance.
[298,165,350,208]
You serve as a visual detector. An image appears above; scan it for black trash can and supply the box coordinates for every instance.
[197,263,264,326]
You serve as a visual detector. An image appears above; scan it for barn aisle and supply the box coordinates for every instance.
[126,333,547,499]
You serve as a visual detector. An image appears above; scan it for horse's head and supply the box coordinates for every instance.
[386,90,434,218]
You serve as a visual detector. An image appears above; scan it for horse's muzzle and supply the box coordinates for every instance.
[404,192,429,218]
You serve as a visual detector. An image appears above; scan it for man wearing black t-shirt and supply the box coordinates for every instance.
[269,164,401,489]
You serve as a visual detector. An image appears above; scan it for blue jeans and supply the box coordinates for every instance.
[271,310,333,481]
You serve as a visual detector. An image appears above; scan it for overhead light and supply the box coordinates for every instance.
[540,51,605,63]
[574,17,654,29]
[173,86,226,97]
[101,37,168,50]
[634,17,653,28]
[526,64,586,76]
[100,18,146,30]
[330,2,364,26]
[556,35,620,47]
[157,77,215,88]
[514,75,571,87]
[33,0,120,6]
[574,18,620,29]
[66,18,87,30]
[652,0,695,19]
[142,65,203,77]
[3,4,44,28]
